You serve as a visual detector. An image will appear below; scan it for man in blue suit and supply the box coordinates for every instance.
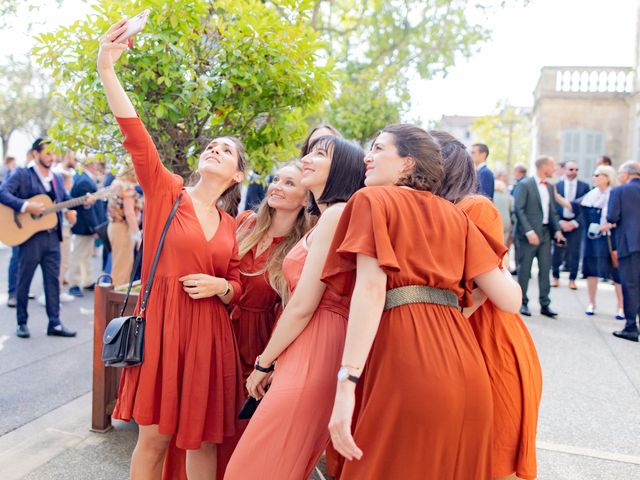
[67,160,102,297]
[551,161,591,290]
[471,143,494,200]
[608,161,640,342]
[0,138,89,338]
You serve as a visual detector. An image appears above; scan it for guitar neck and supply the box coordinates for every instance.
[41,188,113,215]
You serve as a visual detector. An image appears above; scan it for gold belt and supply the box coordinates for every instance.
[384,285,460,311]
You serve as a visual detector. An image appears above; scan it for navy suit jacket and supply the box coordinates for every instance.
[0,166,70,242]
[555,179,591,225]
[70,172,99,235]
[607,178,640,258]
[477,164,494,200]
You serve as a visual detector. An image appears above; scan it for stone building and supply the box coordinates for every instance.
[531,66,634,181]
[438,115,479,146]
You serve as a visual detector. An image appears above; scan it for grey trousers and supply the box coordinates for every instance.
[517,227,552,307]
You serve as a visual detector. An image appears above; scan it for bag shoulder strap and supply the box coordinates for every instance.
[119,193,182,317]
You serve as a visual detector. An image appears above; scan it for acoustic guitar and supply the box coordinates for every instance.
[0,187,116,247]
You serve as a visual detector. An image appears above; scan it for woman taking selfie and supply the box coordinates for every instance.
[434,131,542,480]
[233,162,312,379]
[98,21,245,480]
[323,125,521,479]
[225,136,366,479]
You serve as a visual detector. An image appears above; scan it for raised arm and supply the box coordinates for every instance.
[96,21,177,194]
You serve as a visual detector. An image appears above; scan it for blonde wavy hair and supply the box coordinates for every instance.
[237,162,313,304]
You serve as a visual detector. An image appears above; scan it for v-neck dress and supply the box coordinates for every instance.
[111,116,243,450]
[231,211,284,379]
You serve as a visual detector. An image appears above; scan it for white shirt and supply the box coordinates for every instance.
[534,174,550,225]
[563,177,577,219]
[20,161,55,213]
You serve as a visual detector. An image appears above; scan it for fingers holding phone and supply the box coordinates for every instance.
[97,20,130,71]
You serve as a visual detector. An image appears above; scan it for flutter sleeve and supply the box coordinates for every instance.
[116,116,183,197]
[460,216,503,306]
[458,195,508,259]
[322,189,399,296]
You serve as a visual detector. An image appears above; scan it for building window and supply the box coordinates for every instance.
[561,129,604,180]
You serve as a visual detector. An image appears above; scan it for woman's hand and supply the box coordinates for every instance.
[329,383,363,461]
[246,369,270,399]
[599,223,614,233]
[97,20,130,72]
[179,274,227,299]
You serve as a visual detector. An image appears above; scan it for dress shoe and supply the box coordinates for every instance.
[615,309,625,321]
[585,304,595,316]
[568,280,577,290]
[519,305,531,317]
[16,324,30,338]
[68,286,84,297]
[551,278,559,287]
[541,306,558,318]
[47,324,77,337]
[612,329,639,342]
[7,295,17,308]
[510,268,518,276]
[84,283,96,291]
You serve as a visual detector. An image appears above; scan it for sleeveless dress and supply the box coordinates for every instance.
[232,211,283,379]
[112,116,243,450]
[458,195,543,480]
[225,234,350,480]
[321,186,502,480]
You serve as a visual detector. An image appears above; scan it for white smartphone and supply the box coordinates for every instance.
[113,9,150,44]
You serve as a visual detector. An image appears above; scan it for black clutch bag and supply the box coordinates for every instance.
[102,194,181,368]
[238,396,262,420]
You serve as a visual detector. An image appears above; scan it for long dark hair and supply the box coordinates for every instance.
[300,124,341,157]
[306,136,366,215]
[430,130,477,203]
[380,124,444,192]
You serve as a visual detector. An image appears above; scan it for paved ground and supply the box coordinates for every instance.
[1,244,639,479]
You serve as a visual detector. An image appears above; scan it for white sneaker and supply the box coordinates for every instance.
[37,294,46,306]
[585,304,595,316]
[60,292,75,303]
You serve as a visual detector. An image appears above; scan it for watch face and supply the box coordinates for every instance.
[337,367,348,382]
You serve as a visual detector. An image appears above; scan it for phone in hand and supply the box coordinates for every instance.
[113,9,150,44]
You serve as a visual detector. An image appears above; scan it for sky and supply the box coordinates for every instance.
[1,0,638,157]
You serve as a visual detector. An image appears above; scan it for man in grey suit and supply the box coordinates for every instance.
[514,156,566,317]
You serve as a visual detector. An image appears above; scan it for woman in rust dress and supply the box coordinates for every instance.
[323,125,522,480]
[225,136,366,480]
[98,22,246,479]
[233,162,312,379]
[433,130,542,480]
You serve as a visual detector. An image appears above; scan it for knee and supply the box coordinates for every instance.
[136,432,171,458]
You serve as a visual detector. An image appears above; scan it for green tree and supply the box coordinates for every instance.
[270,0,527,142]
[0,57,54,157]
[33,0,333,176]
[470,103,531,170]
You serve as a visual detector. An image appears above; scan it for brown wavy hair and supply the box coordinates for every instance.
[237,162,313,304]
[429,130,477,203]
[380,124,444,192]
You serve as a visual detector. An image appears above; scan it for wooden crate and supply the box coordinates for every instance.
[91,284,138,432]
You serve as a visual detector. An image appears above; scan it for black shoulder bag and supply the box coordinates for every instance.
[102,194,182,368]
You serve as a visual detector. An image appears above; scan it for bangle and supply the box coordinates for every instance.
[218,279,231,297]
[255,355,275,373]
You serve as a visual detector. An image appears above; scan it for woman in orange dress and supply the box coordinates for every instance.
[433,131,542,480]
[224,136,366,480]
[233,162,312,379]
[323,125,522,480]
[98,23,246,479]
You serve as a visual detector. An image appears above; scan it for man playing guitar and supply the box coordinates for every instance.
[0,138,95,338]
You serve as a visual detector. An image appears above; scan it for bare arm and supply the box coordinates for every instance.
[96,20,136,118]
[260,205,345,365]
[473,267,521,313]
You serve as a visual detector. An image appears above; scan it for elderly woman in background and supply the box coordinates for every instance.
[107,166,143,286]
[579,165,624,319]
